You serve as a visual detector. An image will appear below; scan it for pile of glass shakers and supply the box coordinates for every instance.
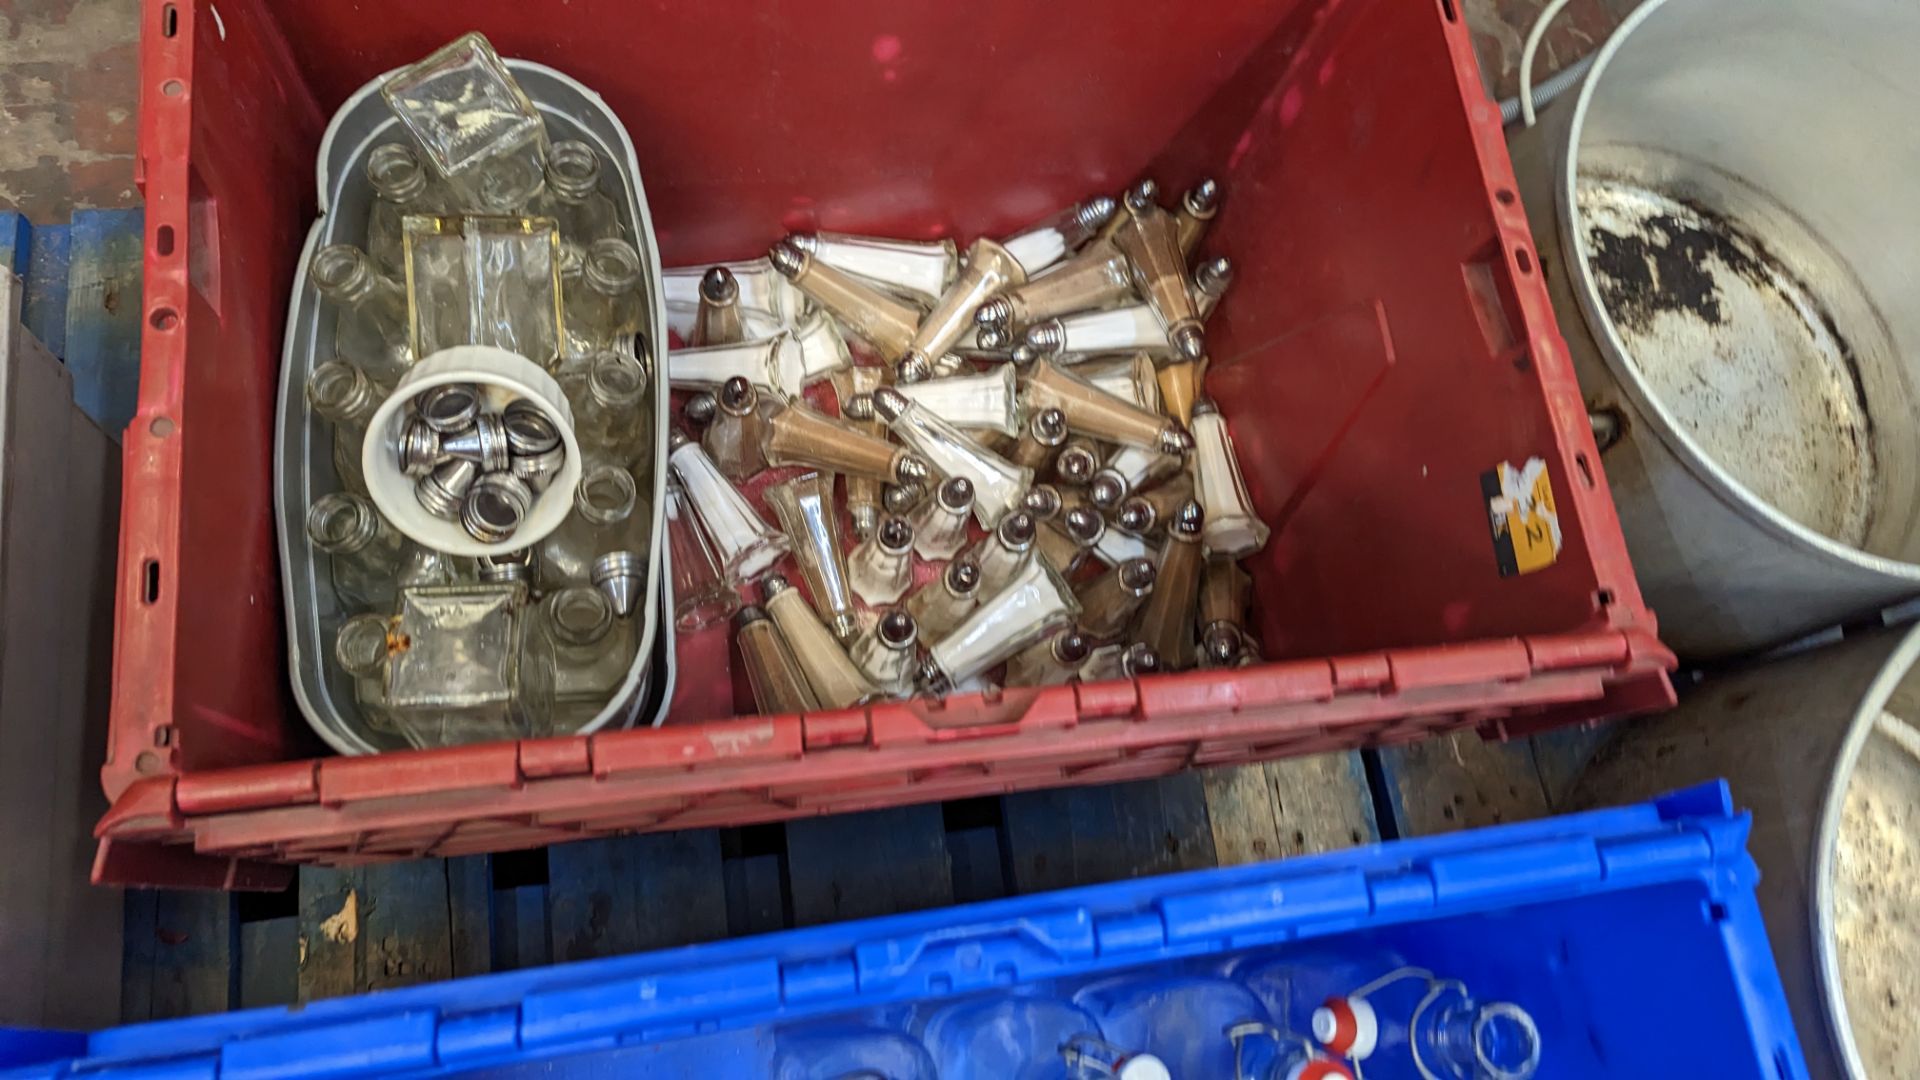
[665,172,1270,714]
[302,34,653,749]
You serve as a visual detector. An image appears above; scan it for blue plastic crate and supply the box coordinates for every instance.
[3,783,1806,1078]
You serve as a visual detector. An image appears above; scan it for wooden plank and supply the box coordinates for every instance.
[297,866,360,1002]
[23,223,70,360]
[1001,774,1217,894]
[63,207,143,435]
[1202,751,1380,866]
[1374,731,1553,836]
[784,806,956,926]
[239,917,300,1009]
[446,855,495,978]
[357,860,456,991]
[547,832,728,962]
[491,884,551,972]
[146,890,237,1019]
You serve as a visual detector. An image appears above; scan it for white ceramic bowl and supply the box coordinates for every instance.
[362,346,581,558]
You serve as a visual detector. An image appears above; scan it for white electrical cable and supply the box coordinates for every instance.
[1519,0,1576,127]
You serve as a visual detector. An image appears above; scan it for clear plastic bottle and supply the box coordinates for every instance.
[1228,1024,1352,1080]
[538,462,640,594]
[1075,973,1276,1080]
[541,585,636,728]
[306,359,385,495]
[769,1024,938,1080]
[915,993,1107,1080]
[1300,964,1542,1080]
[310,243,412,384]
[564,238,644,355]
[364,142,439,278]
[535,139,621,256]
[306,492,408,611]
[572,350,651,467]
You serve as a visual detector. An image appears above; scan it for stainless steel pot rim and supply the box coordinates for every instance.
[1551,0,1920,585]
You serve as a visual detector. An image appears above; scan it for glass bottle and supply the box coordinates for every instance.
[670,433,789,586]
[1079,642,1161,684]
[1193,255,1235,323]
[734,604,819,715]
[830,366,891,540]
[1055,437,1102,487]
[788,232,959,307]
[1175,177,1221,260]
[1116,473,1196,536]
[1076,557,1158,639]
[1000,195,1119,276]
[1093,446,1184,510]
[536,139,620,254]
[1003,626,1093,688]
[470,153,547,215]
[310,243,412,384]
[307,359,385,494]
[573,350,651,467]
[542,585,636,727]
[364,142,438,278]
[763,399,930,486]
[976,237,1135,331]
[894,364,1021,436]
[665,476,741,631]
[1020,304,1175,361]
[1075,973,1273,1080]
[850,608,920,699]
[1157,359,1204,429]
[765,471,859,643]
[1037,505,1103,577]
[848,516,915,606]
[1079,509,1153,568]
[380,32,547,211]
[564,237,644,356]
[964,509,1038,595]
[1200,556,1254,668]
[1192,398,1271,557]
[1228,1025,1352,1080]
[915,993,1109,1080]
[1130,501,1205,671]
[910,476,974,561]
[1305,966,1542,1080]
[901,237,1027,378]
[921,555,1077,693]
[307,492,408,611]
[769,1025,937,1080]
[906,557,984,644]
[1008,408,1069,472]
[768,241,925,376]
[871,387,1034,528]
[1020,356,1192,455]
[702,376,772,481]
[386,581,553,747]
[1077,353,1163,412]
[784,309,855,389]
[763,574,876,709]
[1111,186,1206,361]
[537,462,639,593]
[334,613,398,731]
[689,266,745,347]
[668,334,785,396]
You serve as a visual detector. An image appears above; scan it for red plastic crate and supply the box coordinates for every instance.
[102,0,1673,889]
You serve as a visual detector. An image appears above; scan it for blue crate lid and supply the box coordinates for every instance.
[1,782,1805,1079]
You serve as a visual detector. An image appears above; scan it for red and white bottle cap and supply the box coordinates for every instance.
[1116,1053,1172,1080]
[1288,1060,1356,1080]
[1312,995,1379,1059]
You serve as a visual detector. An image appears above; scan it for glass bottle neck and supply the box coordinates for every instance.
[366,143,429,204]
[548,587,614,647]
[307,494,386,554]
[574,466,637,525]
[587,355,646,411]
[583,241,641,297]
[544,140,603,203]
[308,361,382,424]
[312,245,391,306]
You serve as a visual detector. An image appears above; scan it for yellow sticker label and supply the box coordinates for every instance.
[1483,457,1562,577]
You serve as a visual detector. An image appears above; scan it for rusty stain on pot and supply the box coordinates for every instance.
[1577,174,1880,550]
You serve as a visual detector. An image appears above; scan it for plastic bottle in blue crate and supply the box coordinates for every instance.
[914,993,1167,1079]
[769,1023,938,1079]
[1073,973,1274,1078]
[1238,952,1541,1080]
[1226,1023,1354,1080]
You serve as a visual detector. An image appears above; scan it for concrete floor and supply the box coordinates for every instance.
[0,0,1627,223]
[0,0,139,222]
